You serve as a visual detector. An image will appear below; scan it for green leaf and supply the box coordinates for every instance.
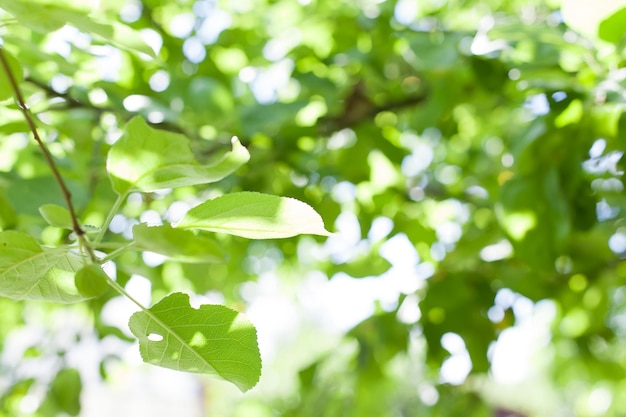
[598,6,626,43]
[561,0,626,38]
[133,223,225,263]
[38,204,73,229]
[74,264,109,298]
[176,192,332,239]
[0,192,17,230]
[0,49,23,101]
[45,368,81,416]
[0,231,87,303]
[128,292,261,392]
[106,117,250,195]
[496,171,570,271]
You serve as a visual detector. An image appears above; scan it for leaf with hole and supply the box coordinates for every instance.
[128,292,261,392]
[106,117,250,195]
[176,192,332,239]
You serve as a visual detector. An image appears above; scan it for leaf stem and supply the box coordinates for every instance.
[0,48,96,262]
[99,242,137,263]
[94,193,126,245]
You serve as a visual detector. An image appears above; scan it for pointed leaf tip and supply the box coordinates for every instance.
[176,192,332,239]
[106,117,249,195]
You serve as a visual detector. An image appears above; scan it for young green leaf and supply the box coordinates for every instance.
[0,231,88,302]
[39,204,73,230]
[0,49,23,101]
[176,192,332,239]
[129,292,261,392]
[74,264,109,298]
[106,117,250,195]
[133,223,225,263]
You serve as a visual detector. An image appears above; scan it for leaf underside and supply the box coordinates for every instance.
[0,231,88,303]
[128,292,261,392]
[176,191,332,239]
[106,117,250,195]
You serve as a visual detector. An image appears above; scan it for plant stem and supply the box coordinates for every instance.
[94,193,126,245]
[99,242,137,263]
[0,48,96,262]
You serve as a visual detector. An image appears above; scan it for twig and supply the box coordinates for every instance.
[25,76,193,136]
[0,48,96,262]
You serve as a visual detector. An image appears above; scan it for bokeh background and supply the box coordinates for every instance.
[1,0,626,416]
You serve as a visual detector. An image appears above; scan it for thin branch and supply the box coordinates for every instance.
[25,76,192,136]
[0,48,96,261]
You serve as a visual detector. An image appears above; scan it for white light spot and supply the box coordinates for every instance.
[394,0,418,26]
[147,111,165,123]
[120,2,142,23]
[126,274,152,306]
[587,387,612,415]
[609,232,626,254]
[418,384,439,406]
[197,10,231,44]
[331,181,357,204]
[380,233,420,267]
[92,46,123,82]
[435,221,462,245]
[368,216,394,242]
[439,333,472,385]
[109,214,128,234]
[123,95,151,112]
[50,74,73,93]
[238,66,257,83]
[480,239,513,262]
[139,210,162,226]
[88,88,108,105]
[589,139,606,158]
[327,128,357,150]
[397,294,421,324]
[169,13,196,38]
[524,94,550,116]
[147,333,164,342]
[402,143,434,177]
[183,37,206,63]
[149,70,170,92]
[501,153,514,167]
[167,201,191,223]
[140,29,163,55]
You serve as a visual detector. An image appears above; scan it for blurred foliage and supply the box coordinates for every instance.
[0,0,626,415]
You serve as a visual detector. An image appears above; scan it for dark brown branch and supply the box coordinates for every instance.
[319,85,429,134]
[0,48,96,261]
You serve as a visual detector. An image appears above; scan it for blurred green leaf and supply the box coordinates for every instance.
[106,117,250,195]
[133,223,225,263]
[0,49,22,101]
[38,204,73,229]
[41,368,82,416]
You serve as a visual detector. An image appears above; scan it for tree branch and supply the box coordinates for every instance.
[0,48,96,261]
